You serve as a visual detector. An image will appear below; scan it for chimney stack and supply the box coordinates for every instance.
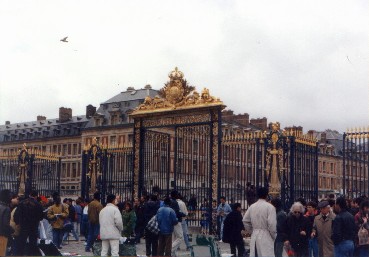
[5,121,10,125]
[321,132,327,143]
[86,105,96,118]
[59,107,72,123]
[37,115,46,121]
[250,117,268,131]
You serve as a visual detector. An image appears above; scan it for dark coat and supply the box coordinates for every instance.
[0,201,14,237]
[143,200,160,226]
[222,210,245,244]
[283,214,309,255]
[14,197,43,231]
[332,210,356,245]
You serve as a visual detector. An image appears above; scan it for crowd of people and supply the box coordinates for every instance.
[2,186,369,257]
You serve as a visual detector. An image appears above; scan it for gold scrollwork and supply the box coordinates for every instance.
[142,113,211,127]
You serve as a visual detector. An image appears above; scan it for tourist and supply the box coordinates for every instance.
[311,200,335,257]
[217,196,232,242]
[246,183,256,208]
[99,194,123,257]
[47,192,69,250]
[332,197,355,257]
[74,198,83,237]
[243,187,276,257]
[85,192,103,252]
[122,201,136,237]
[63,198,79,243]
[170,190,185,257]
[271,198,287,257]
[133,197,145,243]
[144,194,160,256]
[200,198,210,235]
[283,202,309,257]
[354,200,369,257]
[177,193,191,250]
[81,198,90,245]
[14,190,44,255]
[157,197,178,256]
[305,201,318,257]
[223,203,245,257]
[0,189,14,256]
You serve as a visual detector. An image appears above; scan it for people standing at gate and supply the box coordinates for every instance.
[81,199,90,245]
[311,200,335,257]
[85,192,103,252]
[62,198,79,243]
[350,197,362,216]
[169,190,185,257]
[246,183,256,208]
[177,193,191,250]
[305,201,318,257]
[223,203,245,257]
[0,189,14,257]
[271,198,287,257]
[144,194,160,256]
[332,197,356,257]
[99,194,123,257]
[47,192,69,250]
[14,190,44,255]
[122,201,136,237]
[354,200,369,257]
[157,197,178,257]
[133,197,145,243]
[243,187,276,257]
[217,196,232,242]
[74,198,83,237]
[283,202,310,257]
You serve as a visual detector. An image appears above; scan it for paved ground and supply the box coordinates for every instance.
[61,235,234,256]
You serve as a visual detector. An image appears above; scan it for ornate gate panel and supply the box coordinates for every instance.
[0,144,60,196]
[140,130,171,196]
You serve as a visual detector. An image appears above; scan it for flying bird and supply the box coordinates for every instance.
[60,37,68,43]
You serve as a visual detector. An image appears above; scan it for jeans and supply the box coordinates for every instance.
[63,221,79,241]
[275,240,284,257]
[81,214,89,238]
[334,240,354,257]
[220,217,225,240]
[358,246,369,257]
[145,229,159,256]
[181,220,191,248]
[101,239,119,256]
[230,241,245,257]
[52,228,64,249]
[86,223,100,250]
[309,237,319,257]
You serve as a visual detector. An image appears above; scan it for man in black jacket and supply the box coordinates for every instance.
[223,203,245,257]
[0,189,14,256]
[14,190,44,256]
[332,197,355,257]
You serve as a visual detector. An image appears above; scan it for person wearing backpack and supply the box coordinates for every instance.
[47,193,69,249]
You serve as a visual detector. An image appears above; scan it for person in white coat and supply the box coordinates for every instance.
[243,187,277,257]
[99,194,124,257]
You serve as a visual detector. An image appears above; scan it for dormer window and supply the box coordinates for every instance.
[95,119,101,126]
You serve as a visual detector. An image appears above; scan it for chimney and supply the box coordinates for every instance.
[321,132,327,143]
[222,110,235,123]
[59,107,72,123]
[5,121,10,125]
[250,117,268,131]
[86,104,96,118]
[144,84,152,89]
[233,113,250,127]
[126,86,135,91]
[37,115,46,121]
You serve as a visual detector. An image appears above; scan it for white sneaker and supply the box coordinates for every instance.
[218,240,223,243]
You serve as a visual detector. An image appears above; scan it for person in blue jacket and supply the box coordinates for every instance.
[157,197,178,257]
[217,196,232,242]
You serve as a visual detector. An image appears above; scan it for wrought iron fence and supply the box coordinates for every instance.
[343,129,369,199]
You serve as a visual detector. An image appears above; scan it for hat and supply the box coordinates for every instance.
[318,200,329,208]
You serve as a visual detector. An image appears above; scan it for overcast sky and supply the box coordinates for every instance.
[0,0,368,133]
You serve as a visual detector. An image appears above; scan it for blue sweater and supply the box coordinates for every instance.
[157,205,178,235]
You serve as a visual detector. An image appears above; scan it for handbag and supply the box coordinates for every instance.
[358,225,369,245]
[146,215,159,235]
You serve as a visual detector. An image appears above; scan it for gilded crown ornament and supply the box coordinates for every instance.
[133,67,223,114]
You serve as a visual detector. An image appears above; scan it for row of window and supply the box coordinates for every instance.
[2,143,82,156]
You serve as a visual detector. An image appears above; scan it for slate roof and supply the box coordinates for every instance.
[103,88,158,104]
[85,88,159,128]
[0,116,89,142]
[312,129,344,156]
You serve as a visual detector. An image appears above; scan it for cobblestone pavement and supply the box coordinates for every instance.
[61,235,233,256]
